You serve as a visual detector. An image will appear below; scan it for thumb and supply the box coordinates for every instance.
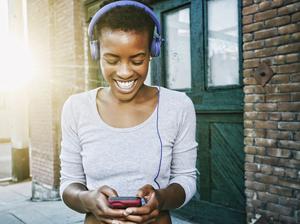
[136,184,154,198]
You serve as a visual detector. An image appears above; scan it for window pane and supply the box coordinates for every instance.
[165,7,191,89]
[207,0,239,87]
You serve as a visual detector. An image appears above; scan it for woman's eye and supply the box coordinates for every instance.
[132,61,144,65]
[105,60,118,65]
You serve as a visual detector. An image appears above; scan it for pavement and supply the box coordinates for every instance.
[0,180,192,224]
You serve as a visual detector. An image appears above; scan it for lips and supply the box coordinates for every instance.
[114,79,137,93]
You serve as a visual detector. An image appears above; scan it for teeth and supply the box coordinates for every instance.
[116,80,135,89]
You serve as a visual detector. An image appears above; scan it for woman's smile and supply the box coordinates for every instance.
[114,79,138,93]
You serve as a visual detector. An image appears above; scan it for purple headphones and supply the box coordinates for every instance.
[88,0,162,60]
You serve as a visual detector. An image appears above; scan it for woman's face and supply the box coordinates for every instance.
[99,28,151,102]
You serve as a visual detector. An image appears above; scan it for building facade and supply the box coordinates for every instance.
[25,0,299,223]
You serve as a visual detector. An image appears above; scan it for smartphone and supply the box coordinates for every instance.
[108,196,144,209]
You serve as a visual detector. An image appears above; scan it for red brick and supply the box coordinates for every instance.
[269,74,290,84]
[257,192,278,203]
[244,33,254,42]
[278,140,300,150]
[255,121,277,129]
[243,4,259,15]
[274,55,286,65]
[245,171,255,181]
[277,84,300,93]
[278,102,300,112]
[291,32,300,42]
[265,16,290,28]
[291,73,300,82]
[291,92,300,101]
[278,122,300,130]
[278,23,300,35]
[260,164,272,175]
[265,35,290,47]
[255,103,277,111]
[245,162,259,171]
[255,9,277,22]
[286,53,300,63]
[266,203,293,216]
[243,14,253,25]
[243,51,255,59]
[254,47,277,57]
[266,130,292,140]
[255,173,278,184]
[266,94,290,102]
[245,180,266,191]
[273,167,285,176]
[269,185,293,197]
[244,69,253,78]
[255,138,277,147]
[281,112,296,121]
[255,155,279,166]
[279,215,298,224]
[254,28,278,40]
[285,168,298,178]
[258,1,272,11]
[244,40,264,50]
[246,154,255,163]
[244,77,258,84]
[276,63,300,73]
[269,112,281,121]
[278,42,300,54]
[243,0,253,7]
[267,148,292,158]
[244,85,265,94]
[256,147,266,156]
[245,137,254,145]
[244,103,254,112]
[249,112,269,120]
[243,22,264,33]
[245,94,265,103]
[291,11,300,22]
[278,178,300,190]
[278,2,300,16]
[245,146,257,154]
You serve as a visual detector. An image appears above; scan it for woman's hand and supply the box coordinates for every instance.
[122,184,165,224]
[79,185,135,224]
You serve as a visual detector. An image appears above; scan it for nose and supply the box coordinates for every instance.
[116,62,133,79]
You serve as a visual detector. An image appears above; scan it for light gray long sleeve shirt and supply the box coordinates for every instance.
[60,86,198,207]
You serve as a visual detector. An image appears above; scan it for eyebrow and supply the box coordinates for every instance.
[103,53,146,58]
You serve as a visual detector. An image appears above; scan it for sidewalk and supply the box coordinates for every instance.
[0,180,192,224]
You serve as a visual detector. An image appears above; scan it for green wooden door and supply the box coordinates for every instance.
[151,0,246,223]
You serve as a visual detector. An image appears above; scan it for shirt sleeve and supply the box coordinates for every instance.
[59,96,86,200]
[169,94,198,208]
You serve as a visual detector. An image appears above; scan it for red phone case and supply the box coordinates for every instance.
[108,196,142,209]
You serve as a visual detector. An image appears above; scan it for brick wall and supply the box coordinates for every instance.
[27,0,99,200]
[243,0,300,223]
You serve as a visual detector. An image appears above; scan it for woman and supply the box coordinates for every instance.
[59,1,198,223]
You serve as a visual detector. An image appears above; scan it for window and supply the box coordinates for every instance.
[207,0,239,87]
[164,7,191,90]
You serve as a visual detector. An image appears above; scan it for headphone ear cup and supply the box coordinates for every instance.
[90,40,100,60]
[150,36,161,57]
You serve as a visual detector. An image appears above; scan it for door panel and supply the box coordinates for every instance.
[151,0,245,223]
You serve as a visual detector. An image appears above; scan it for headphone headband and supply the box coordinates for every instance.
[88,0,161,39]
[88,0,162,59]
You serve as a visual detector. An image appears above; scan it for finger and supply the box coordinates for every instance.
[136,184,154,198]
[95,194,126,219]
[99,185,119,197]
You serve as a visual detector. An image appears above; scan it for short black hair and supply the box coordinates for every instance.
[95,0,155,48]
